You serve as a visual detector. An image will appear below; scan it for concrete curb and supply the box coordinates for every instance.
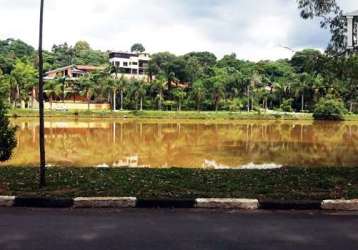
[0,196,16,207]
[321,199,358,211]
[2,196,358,211]
[73,197,137,208]
[195,198,259,209]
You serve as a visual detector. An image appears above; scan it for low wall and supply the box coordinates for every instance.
[45,102,111,111]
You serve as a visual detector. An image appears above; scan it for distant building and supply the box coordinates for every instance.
[109,51,150,80]
[344,10,358,50]
[44,64,103,80]
[41,65,110,110]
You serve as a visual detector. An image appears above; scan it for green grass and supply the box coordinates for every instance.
[7,109,316,120]
[8,109,358,121]
[1,167,358,200]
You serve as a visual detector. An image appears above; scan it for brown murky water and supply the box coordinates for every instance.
[2,118,358,168]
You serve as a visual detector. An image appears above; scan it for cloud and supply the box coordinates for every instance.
[0,0,356,61]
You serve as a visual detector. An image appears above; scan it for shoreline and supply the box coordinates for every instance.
[7,109,358,121]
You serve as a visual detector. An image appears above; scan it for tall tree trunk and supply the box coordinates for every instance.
[87,92,91,111]
[38,0,46,188]
[159,91,162,110]
[120,90,124,110]
[247,86,250,112]
[31,87,35,109]
[349,101,353,113]
[178,100,181,111]
[140,97,143,111]
[113,88,116,111]
[301,93,304,112]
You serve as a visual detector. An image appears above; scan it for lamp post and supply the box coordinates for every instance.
[344,10,358,50]
[38,0,46,188]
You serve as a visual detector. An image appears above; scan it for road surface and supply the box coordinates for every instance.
[0,208,357,250]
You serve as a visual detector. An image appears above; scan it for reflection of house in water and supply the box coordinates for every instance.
[40,65,110,110]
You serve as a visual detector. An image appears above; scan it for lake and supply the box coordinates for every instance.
[2,118,358,168]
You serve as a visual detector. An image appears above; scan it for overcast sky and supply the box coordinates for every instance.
[0,0,356,61]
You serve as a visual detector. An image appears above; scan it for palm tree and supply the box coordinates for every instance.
[117,76,128,111]
[192,80,205,112]
[212,81,225,112]
[152,75,166,110]
[246,71,261,112]
[130,79,146,111]
[173,88,187,111]
[295,73,311,112]
[79,73,96,111]
[44,79,62,110]
[38,0,46,188]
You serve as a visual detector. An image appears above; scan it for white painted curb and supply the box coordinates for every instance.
[73,197,137,208]
[0,196,16,207]
[195,198,259,209]
[321,199,358,211]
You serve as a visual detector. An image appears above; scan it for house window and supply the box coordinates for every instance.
[123,62,128,67]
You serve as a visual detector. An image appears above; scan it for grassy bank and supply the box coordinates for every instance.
[7,109,358,121]
[0,167,357,200]
[7,109,314,120]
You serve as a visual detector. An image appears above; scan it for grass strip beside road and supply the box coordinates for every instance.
[0,167,357,200]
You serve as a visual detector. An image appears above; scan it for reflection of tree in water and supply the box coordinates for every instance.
[4,119,358,168]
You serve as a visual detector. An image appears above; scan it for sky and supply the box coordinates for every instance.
[0,0,356,61]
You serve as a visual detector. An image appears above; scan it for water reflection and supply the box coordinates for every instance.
[3,118,358,168]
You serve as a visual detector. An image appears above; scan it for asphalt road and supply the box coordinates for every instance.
[0,208,357,250]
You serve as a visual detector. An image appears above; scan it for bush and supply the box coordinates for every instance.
[0,101,17,162]
[313,98,347,121]
[280,99,293,112]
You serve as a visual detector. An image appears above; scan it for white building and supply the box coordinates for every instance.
[345,10,358,50]
[109,51,151,79]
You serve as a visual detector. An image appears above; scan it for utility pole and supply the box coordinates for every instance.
[38,0,46,188]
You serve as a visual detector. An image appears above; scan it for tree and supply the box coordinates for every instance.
[0,101,16,162]
[0,70,10,103]
[10,60,37,108]
[117,76,128,111]
[131,43,145,53]
[130,79,146,111]
[296,0,345,54]
[74,41,91,53]
[294,73,311,112]
[79,73,96,111]
[173,88,187,111]
[192,80,206,111]
[44,78,63,110]
[313,98,347,120]
[38,0,46,188]
[151,75,167,110]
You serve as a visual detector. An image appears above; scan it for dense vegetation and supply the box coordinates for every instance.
[0,38,357,115]
[0,101,16,161]
[0,167,357,200]
[0,1,356,116]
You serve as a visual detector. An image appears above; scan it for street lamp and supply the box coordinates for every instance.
[344,10,358,50]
